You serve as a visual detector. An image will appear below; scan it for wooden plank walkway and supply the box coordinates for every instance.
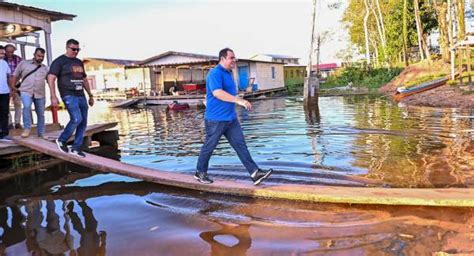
[11,136,474,207]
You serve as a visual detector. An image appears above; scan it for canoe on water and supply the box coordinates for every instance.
[393,77,448,101]
[109,99,139,108]
[166,101,190,111]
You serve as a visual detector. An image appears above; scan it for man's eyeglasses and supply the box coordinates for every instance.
[68,47,81,52]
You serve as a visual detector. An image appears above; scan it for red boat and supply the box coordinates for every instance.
[166,101,190,111]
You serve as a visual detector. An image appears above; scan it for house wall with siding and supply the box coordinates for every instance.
[124,67,151,92]
[85,60,127,91]
[254,62,284,90]
[284,66,305,87]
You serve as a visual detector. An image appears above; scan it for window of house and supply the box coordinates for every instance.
[290,70,294,78]
[271,67,276,79]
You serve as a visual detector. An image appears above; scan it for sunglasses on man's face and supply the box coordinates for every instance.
[68,47,81,52]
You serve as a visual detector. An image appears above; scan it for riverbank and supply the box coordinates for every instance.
[379,60,474,109]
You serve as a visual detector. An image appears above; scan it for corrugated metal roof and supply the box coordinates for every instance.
[314,63,339,70]
[126,52,286,69]
[0,1,75,21]
[139,51,218,65]
[83,57,138,66]
[261,54,299,59]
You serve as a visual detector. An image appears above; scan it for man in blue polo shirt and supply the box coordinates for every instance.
[195,48,273,185]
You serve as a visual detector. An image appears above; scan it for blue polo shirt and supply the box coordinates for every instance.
[205,64,237,121]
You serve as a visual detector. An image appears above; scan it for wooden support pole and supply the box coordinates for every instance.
[458,49,463,86]
[468,43,472,90]
[44,32,53,66]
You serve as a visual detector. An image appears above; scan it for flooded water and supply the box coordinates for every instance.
[1,95,473,255]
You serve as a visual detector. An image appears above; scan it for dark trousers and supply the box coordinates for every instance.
[59,95,89,151]
[0,93,10,138]
[196,118,259,175]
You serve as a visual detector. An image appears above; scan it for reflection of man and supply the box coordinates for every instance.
[48,39,94,158]
[199,222,251,255]
[4,44,22,129]
[0,206,25,248]
[195,48,273,185]
[11,48,49,138]
[68,200,106,256]
[25,200,74,255]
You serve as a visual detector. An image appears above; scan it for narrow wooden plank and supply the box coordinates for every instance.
[12,136,474,207]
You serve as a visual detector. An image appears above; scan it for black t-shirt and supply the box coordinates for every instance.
[48,55,86,98]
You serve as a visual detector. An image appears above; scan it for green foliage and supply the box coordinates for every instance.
[342,0,438,65]
[322,63,403,89]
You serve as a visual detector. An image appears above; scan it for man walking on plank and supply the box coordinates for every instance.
[48,39,94,158]
[195,48,273,185]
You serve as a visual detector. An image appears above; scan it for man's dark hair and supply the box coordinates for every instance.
[4,44,15,50]
[34,47,46,54]
[66,39,79,46]
[218,48,233,61]
[0,45,3,50]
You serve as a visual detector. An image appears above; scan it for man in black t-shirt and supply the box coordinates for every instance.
[47,39,94,158]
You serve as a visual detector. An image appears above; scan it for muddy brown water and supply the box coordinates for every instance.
[0,96,472,255]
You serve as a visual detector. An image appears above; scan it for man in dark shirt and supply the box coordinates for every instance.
[195,48,273,185]
[48,39,94,158]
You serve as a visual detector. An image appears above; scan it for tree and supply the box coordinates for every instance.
[364,0,372,65]
[434,2,450,62]
[456,0,466,40]
[403,0,409,66]
[414,0,426,60]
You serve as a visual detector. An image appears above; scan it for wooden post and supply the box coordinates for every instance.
[20,44,26,59]
[458,49,463,86]
[468,42,472,90]
[51,106,58,124]
[161,66,165,94]
[304,0,319,104]
[44,32,53,66]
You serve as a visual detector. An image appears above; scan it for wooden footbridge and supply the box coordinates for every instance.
[6,124,473,208]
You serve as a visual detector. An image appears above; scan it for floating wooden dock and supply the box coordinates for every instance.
[0,122,117,157]
[134,87,288,106]
[10,136,474,207]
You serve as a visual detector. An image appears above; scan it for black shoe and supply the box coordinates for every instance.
[194,171,213,184]
[251,168,273,185]
[70,149,86,158]
[56,139,69,153]
[14,124,22,129]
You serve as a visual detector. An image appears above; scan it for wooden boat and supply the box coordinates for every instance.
[109,99,139,108]
[393,77,448,101]
[166,101,190,111]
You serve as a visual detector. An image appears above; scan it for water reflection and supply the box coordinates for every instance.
[67,201,106,256]
[0,206,25,250]
[0,163,471,255]
[87,96,474,188]
[200,223,251,256]
[25,200,74,255]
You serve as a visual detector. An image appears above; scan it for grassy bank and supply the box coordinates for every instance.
[322,64,403,90]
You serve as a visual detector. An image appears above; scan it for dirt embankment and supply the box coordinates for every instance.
[379,60,474,109]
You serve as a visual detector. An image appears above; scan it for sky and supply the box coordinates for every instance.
[9,0,349,64]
